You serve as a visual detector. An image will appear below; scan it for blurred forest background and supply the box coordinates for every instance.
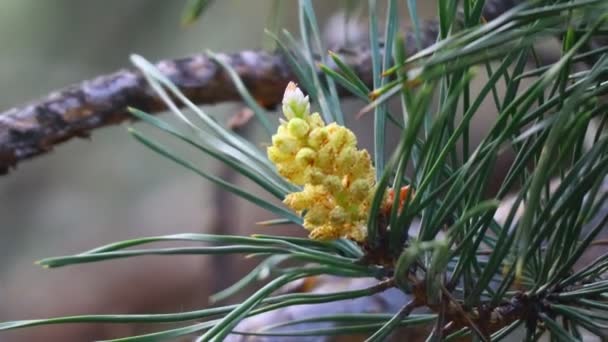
[0,1,511,340]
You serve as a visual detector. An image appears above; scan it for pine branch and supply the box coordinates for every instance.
[0,51,294,174]
[226,176,608,341]
[0,0,522,174]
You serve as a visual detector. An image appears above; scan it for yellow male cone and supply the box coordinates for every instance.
[268,82,377,242]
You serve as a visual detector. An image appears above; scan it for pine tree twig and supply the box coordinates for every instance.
[439,284,490,342]
[0,51,294,174]
[0,0,523,175]
[226,175,608,341]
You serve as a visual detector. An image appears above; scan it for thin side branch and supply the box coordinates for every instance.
[440,284,489,342]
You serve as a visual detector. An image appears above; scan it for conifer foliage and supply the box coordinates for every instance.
[1,1,607,341]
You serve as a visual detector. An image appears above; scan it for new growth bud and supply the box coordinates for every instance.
[267,82,379,242]
[282,82,310,119]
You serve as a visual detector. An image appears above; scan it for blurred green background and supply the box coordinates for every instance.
[0,1,444,340]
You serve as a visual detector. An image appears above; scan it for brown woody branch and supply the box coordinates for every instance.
[0,0,522,174]
[0,51,296,174]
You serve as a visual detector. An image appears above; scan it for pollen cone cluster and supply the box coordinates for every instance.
[267,82,376,241]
